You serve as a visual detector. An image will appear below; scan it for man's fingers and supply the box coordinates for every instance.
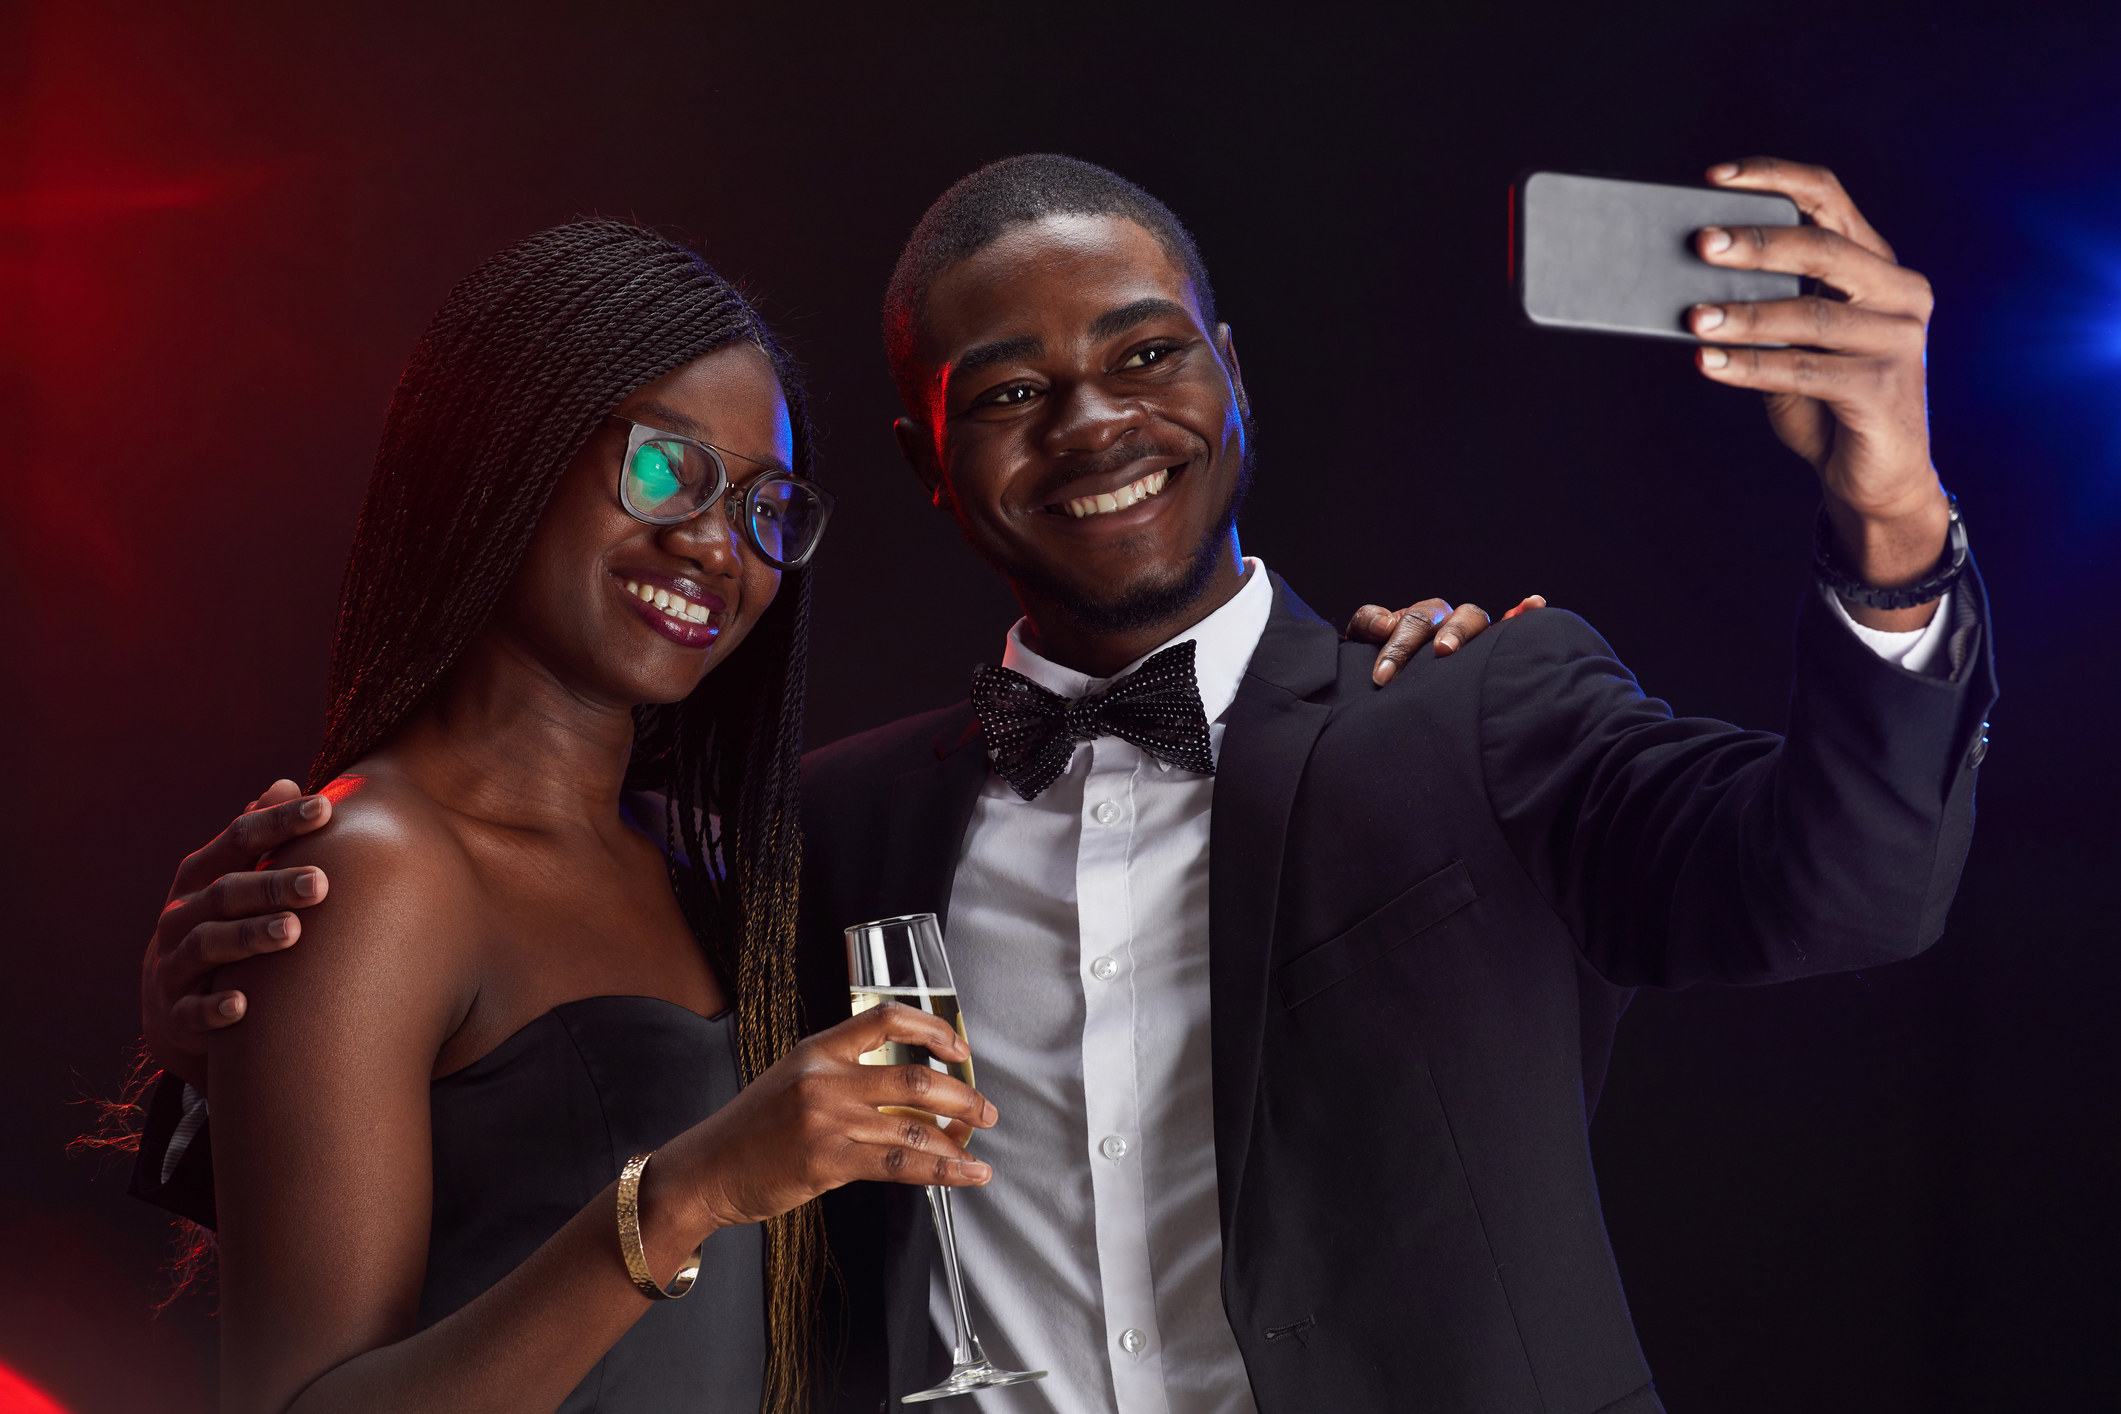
[1695,223,1931,320]
[1694,344,1915,409]
[168,990,247,1038]
[1360,601,1449,685]
[170,790,333,897]
[1707,156,1896,262]
[1501,594,1547,621]
[164,914,301,989]
[1690,296,1924,358]
[250,779,305,812]
[1430,603,1490,658]
[161,866,328,948]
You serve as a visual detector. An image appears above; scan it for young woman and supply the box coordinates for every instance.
[207,220,994,1414]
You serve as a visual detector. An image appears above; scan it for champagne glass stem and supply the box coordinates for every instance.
[926,1184,988,1368]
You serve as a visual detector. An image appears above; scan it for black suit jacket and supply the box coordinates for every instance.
[795,571,1993,1414]
[136,572,1994,1414]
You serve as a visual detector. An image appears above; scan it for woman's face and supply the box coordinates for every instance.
[490,342,796,708]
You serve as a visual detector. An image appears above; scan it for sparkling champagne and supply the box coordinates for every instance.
[850,986,974,1135]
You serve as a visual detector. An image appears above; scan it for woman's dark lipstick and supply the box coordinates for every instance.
[614,569,724,649]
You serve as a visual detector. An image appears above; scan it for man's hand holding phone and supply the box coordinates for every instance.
[1689,156,1952,632]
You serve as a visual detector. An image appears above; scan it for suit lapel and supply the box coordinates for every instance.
[1209,575,1340,1234]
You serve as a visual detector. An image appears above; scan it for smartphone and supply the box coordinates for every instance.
[1514,171,1801,341]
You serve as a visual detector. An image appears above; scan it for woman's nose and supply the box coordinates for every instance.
[660,494,743,571]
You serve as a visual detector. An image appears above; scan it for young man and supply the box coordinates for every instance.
[136,155,1991,1413]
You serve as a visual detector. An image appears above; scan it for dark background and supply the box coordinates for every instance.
[4,2,2117,1410]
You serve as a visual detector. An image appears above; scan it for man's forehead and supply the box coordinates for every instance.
[922,213,1204,354]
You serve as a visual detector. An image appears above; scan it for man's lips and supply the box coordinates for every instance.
[614,569,724,648]
[1039,461,1183,518]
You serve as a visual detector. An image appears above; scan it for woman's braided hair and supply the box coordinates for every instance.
[310,219,820,1413]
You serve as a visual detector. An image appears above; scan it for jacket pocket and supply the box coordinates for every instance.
[1276,859,1478,1009]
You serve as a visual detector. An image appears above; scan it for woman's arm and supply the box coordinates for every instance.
[210,794,994,1414]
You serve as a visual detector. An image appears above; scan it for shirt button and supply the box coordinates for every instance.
[1099,1134,1129,1161]
[1090,956,1120,982]
[1092,800,1123,826]
[1120,1328,1148,1355]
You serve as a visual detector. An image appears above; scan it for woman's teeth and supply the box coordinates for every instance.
[623,579,714,624]
[1063,467,1170,519]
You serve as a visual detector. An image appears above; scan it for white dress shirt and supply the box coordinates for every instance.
[929,560,1953,1414]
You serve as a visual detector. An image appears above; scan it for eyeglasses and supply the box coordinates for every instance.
[608,415,835,571]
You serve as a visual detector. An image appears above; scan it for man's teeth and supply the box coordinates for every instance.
[623,580,714,624]
[1063,468,1170,519]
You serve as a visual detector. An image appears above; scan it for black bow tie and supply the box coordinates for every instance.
[969,639,1217,801]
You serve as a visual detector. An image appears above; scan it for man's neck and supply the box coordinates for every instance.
[1016,538,1251,679]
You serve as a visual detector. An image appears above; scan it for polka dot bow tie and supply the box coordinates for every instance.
[969,639,1217,802]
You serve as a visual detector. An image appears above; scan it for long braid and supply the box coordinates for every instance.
[311,220,822,1413]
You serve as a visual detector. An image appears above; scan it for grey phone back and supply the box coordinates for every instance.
[1517,172,1801,340]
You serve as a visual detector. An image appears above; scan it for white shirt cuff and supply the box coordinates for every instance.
[160,1081,209,1186]
[1823,585,1955,678]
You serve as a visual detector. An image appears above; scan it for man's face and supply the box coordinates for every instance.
[905,214,1250,633]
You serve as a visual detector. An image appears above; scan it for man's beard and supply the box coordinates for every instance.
[1005,433,1255,637]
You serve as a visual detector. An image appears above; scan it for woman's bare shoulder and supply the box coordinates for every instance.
[228,763,483,1026]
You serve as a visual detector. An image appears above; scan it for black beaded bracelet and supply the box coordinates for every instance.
[1813,494,1967,611]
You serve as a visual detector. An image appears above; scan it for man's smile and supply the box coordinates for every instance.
[1046,465,1177,518]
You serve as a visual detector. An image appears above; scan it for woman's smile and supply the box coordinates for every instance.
[613,568,725,648]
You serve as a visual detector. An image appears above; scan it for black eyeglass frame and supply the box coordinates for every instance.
[605,414,835,571]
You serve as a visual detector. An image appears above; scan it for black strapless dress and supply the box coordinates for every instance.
[419,996,766,1414]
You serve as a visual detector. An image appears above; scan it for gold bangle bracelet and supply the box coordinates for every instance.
[616,1151,701,1300]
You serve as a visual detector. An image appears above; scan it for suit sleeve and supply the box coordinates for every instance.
[1478,563,1996,989]
[128,1071,218,1229]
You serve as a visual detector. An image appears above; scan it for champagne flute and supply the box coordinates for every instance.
[847,912,1046,1402]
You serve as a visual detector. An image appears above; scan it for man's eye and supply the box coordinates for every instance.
[980,384,1036,407]
[1119,344,1177,370]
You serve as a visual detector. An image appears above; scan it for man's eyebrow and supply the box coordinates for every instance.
[630,398,789,473]
[952,334,1045,382]
[1088,297,1193,342]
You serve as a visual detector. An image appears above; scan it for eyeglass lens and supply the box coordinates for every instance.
[623,435,827,567]
[746,478,827,565]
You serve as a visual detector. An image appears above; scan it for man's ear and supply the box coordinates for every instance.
[894,416,949,509]
[1215,323,1250,419]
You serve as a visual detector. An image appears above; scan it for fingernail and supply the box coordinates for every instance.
[982,1101,998,1126]
[1709,162,1739,181]
[1701,347,1730,369]
[1374,660,1398,686]
[1693,304,1725,331]
[300,796,327,819]
[218,995,244,1018]
[294,870,323,899]
[268,916,291,940]
[1701,227,1733,255]
[963,1161,992,1182]
[1436,633,1457,653]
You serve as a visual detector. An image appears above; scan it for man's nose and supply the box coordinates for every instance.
[1040,380,1143,458]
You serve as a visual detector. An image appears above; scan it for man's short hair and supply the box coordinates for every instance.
[882,153,1220,421]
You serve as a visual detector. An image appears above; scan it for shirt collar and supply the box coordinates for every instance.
[997,557,1275,726]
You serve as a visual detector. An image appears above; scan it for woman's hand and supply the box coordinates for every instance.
[660,1000,998,1234]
